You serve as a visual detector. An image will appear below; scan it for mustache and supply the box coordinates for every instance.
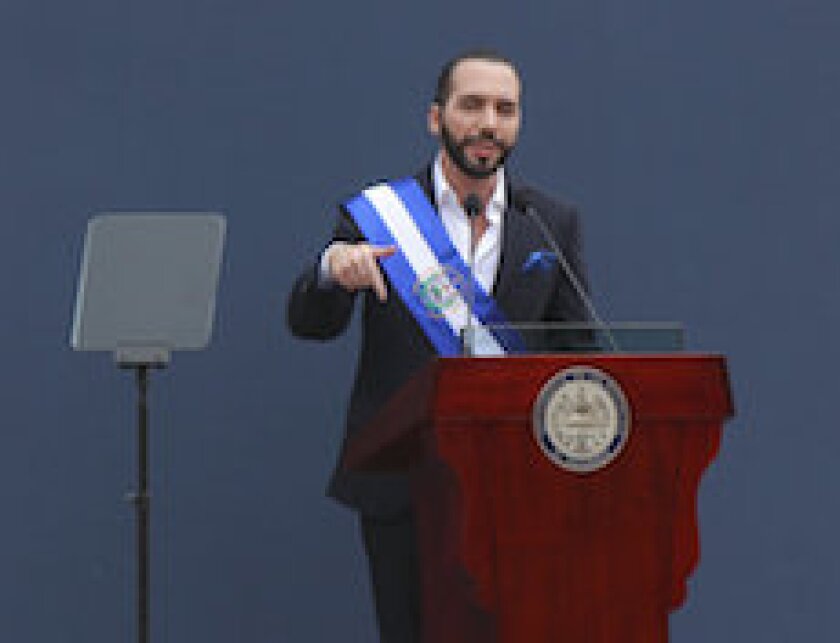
[461,132,507,150]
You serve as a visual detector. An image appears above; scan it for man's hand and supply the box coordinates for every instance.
[327,242,397,302]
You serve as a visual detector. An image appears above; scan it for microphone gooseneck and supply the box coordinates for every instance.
[463,193,481,219]
[461,193,481,355]
[515,190,620,352]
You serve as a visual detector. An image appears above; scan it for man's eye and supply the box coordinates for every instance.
[497,102,517,116]
[460,97,483,110]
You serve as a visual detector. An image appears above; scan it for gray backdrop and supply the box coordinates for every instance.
[2,0,838,641]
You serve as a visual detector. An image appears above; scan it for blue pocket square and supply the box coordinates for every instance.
[521,251,557,273]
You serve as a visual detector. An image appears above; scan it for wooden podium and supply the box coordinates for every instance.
[344,355,734,643]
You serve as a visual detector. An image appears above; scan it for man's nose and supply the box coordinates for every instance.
[478,105,498,129]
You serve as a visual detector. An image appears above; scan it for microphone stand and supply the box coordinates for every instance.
[521,201,620,352]
[462,194,481,355]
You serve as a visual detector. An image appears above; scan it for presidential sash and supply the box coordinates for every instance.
[344,177,523,356]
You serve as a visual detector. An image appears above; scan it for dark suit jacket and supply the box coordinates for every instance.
[287,168,590,518]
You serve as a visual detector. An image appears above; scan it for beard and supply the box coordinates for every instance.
[440,123,513,179]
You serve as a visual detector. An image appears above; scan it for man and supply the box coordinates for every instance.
[287,49,590,642]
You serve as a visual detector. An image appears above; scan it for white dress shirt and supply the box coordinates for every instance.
[320,158,507,292]
[432,154,505,294]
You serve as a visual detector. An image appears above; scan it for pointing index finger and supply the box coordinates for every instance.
[364,253,389,302]
[370,245,397,258]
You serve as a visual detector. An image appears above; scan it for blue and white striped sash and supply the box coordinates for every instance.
[344,177,523,356]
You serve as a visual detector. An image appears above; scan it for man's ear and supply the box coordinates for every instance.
[427,103,441,136]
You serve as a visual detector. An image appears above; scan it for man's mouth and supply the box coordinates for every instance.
[465,136,504,151]
[466,140,504,159]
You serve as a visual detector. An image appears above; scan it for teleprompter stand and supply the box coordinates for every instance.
[70,213,226,643]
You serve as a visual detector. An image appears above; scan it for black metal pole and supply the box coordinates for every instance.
[135,364,150,643]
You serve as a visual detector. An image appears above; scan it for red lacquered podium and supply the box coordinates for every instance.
[344,355,734,643]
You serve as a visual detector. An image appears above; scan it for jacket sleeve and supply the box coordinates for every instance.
[286,207,364,340]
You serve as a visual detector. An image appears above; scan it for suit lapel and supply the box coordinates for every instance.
[414,168,436,207]
[413,168,553,322]
[494,195,553,320]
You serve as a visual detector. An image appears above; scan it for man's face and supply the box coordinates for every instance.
[429,59,521,179]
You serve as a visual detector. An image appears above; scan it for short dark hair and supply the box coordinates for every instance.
[433,49,520,106]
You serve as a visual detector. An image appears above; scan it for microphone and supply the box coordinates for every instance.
[463,194,481,219]
[461,193,481,355]
[514,189,619,352]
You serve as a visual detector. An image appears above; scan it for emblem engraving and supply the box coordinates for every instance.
[412,265,466,318]
[532,366,630,472]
